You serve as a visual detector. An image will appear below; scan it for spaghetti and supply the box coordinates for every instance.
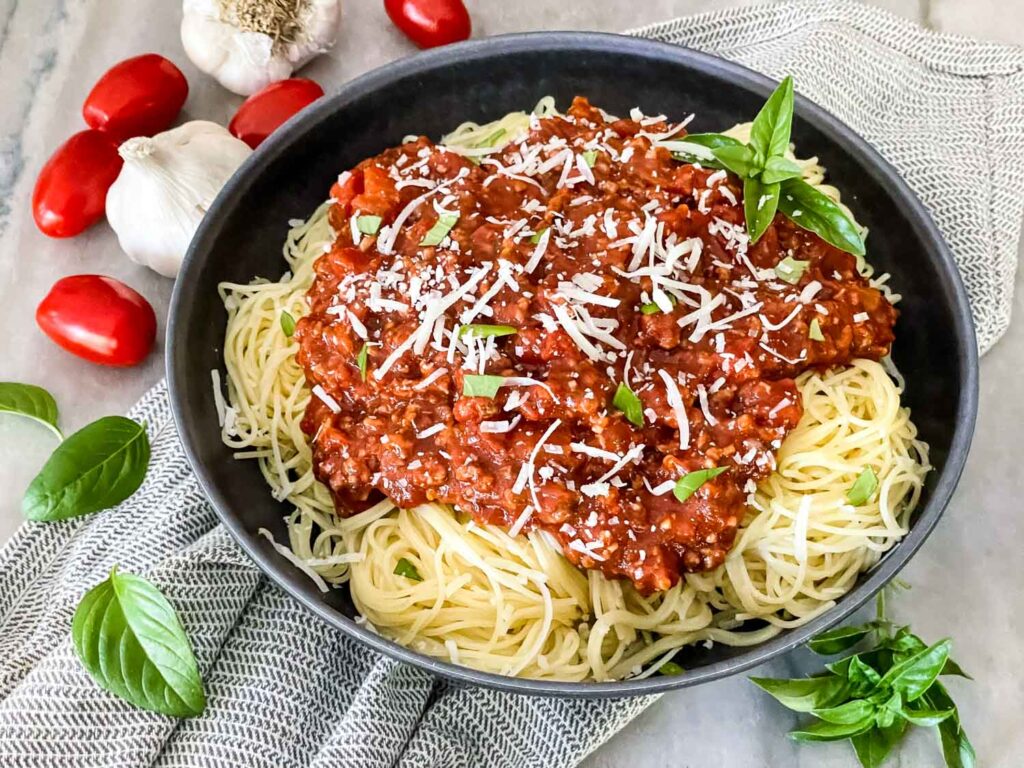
[216,100,929,681]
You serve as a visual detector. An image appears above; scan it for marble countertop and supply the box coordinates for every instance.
[1,0,1021,765]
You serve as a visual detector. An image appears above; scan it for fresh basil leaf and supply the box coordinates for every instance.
[357,215,382,235]
[712,144,758,178]
[879,638,951,702]
[72,567,205,717]
[280,310,296,337]
[851,722,907,768]
[0,382,62,440]
[744,177,780,244]
[674,467,728,503]
[761,155,804,184]
[847,468,879,506]
[827,650,888,681]
[846,656,884,695]
[749,75,795,164]
[750,675,849,713]
[900,705,955,727]
[22,416,149,522]
[394,557,423,581]
[459,324,518,339]
[774,256,809,285]
[659,661,685,676]
[939,720,977,768]
[678,133,743,151]
[669,133,741,167]
[941,658,972,679]
[808,318,825,342]
[462,374,504,399]
[778,178,866,257]
[884,626,926,655]
[874,690,903,728]
[789,714,875,743]
[420,213,459,246]
[582,150,598,167]
[612,383,644,428]
[924,684,976,768]
[812,698,877,725]
[356,343,369,381]
[808,625,872,655]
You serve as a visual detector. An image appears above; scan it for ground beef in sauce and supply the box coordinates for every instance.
[295,96,897,594]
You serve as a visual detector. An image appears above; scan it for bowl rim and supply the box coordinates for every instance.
[167,30,979,698]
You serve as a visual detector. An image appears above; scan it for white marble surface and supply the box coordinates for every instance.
[0,0,1021,766]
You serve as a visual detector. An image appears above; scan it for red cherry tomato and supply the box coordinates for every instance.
[36,275,157,367]
[32,130,123,238]
[83,54,189,141]
[384,0,471,49]
[228,78,325,149]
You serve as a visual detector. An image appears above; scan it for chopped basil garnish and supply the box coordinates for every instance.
[393,557,423,581]
[673,467,728,503]
[809,318,825,341]
[775,256,809,285]
[419,213,459,247]
[640,293,678,315]
[612,383,644,427]
[459,324,518,339]
[462,374,504,399]
[529,227,549,245]
[356,215,382,235]
[582,150,598,167]
[659,661,686,676]
[280,310,296,337]
[847,468,879,506]
[356,343,369,381]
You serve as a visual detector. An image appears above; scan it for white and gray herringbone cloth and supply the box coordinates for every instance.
[1,3,1022,767]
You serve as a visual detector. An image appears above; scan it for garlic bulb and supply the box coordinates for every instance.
[106,121,252,278]
[181,0,341,96]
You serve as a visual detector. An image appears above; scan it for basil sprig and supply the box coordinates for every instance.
[394,557,423,581]
[22,416,150,522]
[72,567,205,717]
[0,382,62,439]
[751,591,974,767]
[674,76,865,257]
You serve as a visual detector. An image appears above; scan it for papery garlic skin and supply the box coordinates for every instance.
[181,0,341,96]
[106,121,252,278]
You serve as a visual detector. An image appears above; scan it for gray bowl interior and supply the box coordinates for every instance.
[168,32,978,697]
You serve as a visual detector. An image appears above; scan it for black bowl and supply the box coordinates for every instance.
[168,32,978,697]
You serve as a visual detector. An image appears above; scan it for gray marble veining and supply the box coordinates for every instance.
[0,0,1021,766]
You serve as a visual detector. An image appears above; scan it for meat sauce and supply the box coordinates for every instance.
[295,97,896,594]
